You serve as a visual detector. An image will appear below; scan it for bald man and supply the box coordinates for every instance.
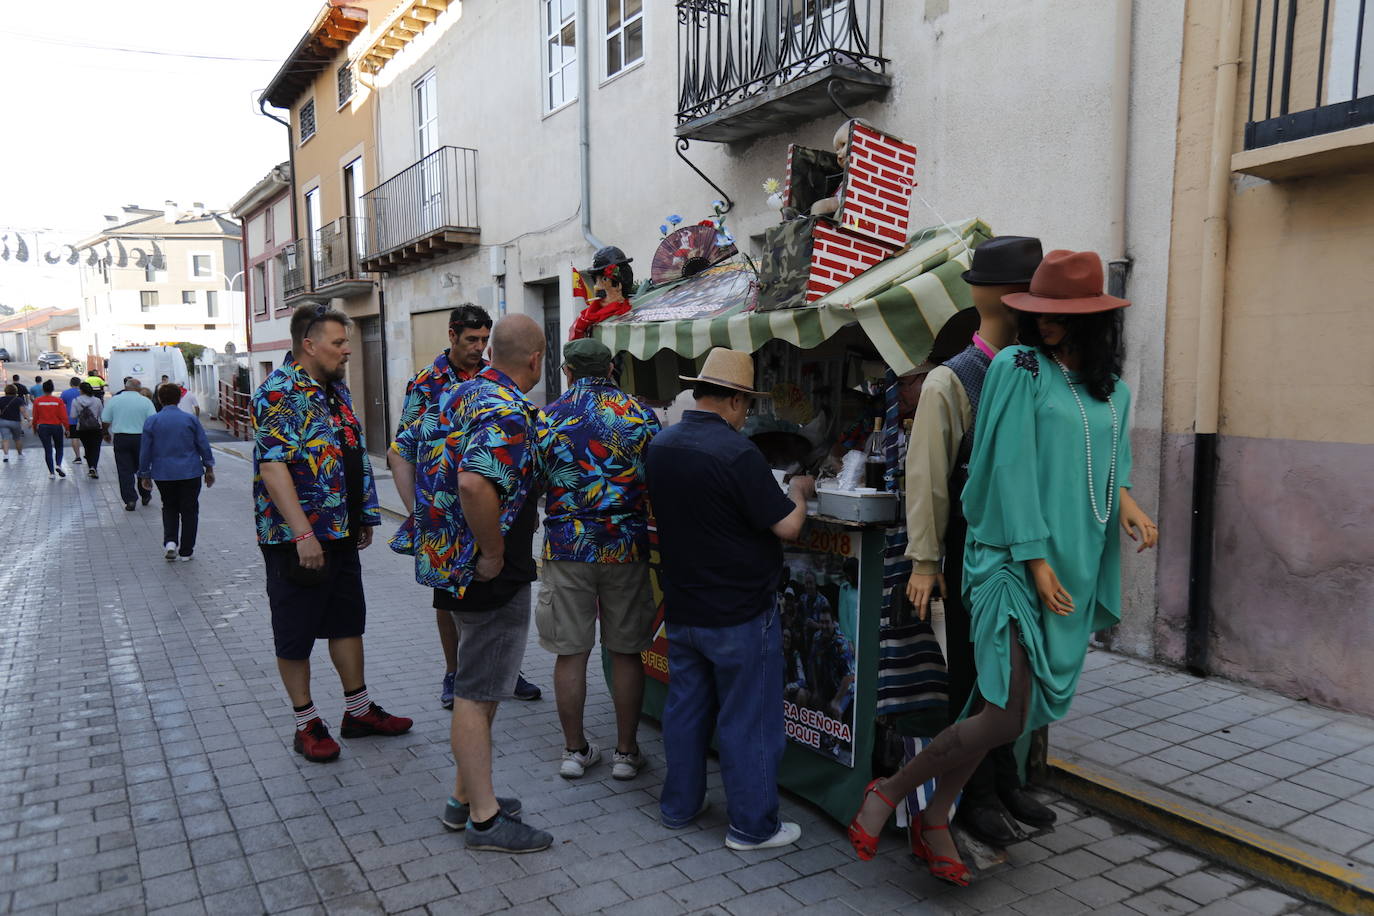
[422,314,554,853]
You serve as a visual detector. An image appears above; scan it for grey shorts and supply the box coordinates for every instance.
[0,420,23,444]
[535,560,657,655]
[449,584,532,702]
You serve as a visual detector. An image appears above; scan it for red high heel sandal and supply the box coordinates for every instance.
[847,778,896,861]
[911,814,971,887]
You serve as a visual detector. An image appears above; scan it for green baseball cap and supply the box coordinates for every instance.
[562,338,613,376]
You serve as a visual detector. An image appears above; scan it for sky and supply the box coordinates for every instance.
[0,0,325,307]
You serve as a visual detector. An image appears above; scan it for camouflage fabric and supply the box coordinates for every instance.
[755,216,819,312]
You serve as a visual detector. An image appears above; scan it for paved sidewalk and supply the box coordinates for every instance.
[0,448,1341,915]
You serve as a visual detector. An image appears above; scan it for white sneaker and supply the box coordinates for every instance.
[164,542,177,560]
[177,554,193,562]
[559,743,602,779]
[726,821,802,851]
[611,749,646,781]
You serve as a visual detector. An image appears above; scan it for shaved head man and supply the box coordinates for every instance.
[405,312,552,853]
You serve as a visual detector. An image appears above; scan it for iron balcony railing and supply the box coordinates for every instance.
[362,146,479,258]
[312,216,368,288]
[280,242,307,299]
[1245,0,1374,149]
[676,0,886,125]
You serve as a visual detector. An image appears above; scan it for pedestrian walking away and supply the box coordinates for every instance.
[0,384,27,462]
[103,377,157,509]
[72,383,106,477]
[253,303,412,765]
[139,384,214,560]
[61,377,84,464]
[903,235,1057,848]
[30,380,67,477]
[396,313,552,854]
[848,250,1159,887]
[388,303,542,709]
[536,338,661,781]
[28,376,44,400]
[646,347,817,852]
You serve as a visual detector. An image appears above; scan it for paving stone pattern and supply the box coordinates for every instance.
[0,444,1343,914]
[1058,648,1374,869]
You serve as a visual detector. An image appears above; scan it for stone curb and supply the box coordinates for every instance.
[1049,753,1374,915]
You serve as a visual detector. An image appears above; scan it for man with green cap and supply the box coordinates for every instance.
[536,337,662,781]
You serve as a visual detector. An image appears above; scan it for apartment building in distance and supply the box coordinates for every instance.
[231,162,294,387]
[75,204,246,362]
[261,0,392,453]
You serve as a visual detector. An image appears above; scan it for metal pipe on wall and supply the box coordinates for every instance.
[1186,0,1245,675]
[1107,0,1134,297]
[578,0,605,252]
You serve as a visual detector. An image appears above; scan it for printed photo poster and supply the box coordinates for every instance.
[780,522,860,767]
[638,520,861,768]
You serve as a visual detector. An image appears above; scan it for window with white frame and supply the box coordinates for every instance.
[252,264,268,316]
[414,71,438,159]
[544,0,578,111]
[299,98,317,144]
[337,62,355,108]
[140,291,158,312]
[206,291,219,318]
[605,0,643,78]
[181,290,197,305]
[192,254,213,278]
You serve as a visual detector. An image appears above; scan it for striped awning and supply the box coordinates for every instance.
[590,218,992,375]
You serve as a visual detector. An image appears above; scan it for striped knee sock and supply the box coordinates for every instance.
[293,701,319,730]
[343,685,370,717]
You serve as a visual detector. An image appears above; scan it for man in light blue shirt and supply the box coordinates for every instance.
[102,377,157,510]
[139,384,214,561]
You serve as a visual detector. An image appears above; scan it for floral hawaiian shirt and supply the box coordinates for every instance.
[388,351,484,555]
[396,366,542,598]
[252,352,380,545]
[539,377,661,563]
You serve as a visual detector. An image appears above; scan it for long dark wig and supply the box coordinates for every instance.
[1017,309,1125,401]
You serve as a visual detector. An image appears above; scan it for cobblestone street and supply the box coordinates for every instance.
[0,444,1342,915]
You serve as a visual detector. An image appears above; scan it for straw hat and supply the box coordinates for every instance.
[679,348,769,396]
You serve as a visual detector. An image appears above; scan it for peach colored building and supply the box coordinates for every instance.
[1158,0,1374,714]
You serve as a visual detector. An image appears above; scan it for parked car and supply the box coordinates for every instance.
[0,348,12,362]
[37,351,70,370]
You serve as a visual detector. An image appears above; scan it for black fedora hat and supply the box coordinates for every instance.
[961,236,1044,287]
[586,245,633,274]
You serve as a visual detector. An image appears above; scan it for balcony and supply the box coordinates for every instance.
[280,242,307,301]
[1242,0,1374,157]
[360,146,480,272]
[675,0,890,143]
[311,216,374,299]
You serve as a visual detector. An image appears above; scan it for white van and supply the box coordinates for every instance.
[104,345,191,390]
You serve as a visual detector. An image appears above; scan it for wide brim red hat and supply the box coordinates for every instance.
[1001,249,1130,314]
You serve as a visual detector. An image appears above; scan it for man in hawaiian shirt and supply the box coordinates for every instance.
[388,304,543,709]
[425,314,552,853]
[253,303,412,764]
[536,338,661,781]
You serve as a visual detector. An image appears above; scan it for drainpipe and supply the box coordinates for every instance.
[578,0,604,252]
[1106,0,1133,297]
[1186,0,1244,676]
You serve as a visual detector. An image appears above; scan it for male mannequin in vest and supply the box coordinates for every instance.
[903,236,1057,846]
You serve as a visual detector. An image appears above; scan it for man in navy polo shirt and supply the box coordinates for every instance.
[646,348,816,852]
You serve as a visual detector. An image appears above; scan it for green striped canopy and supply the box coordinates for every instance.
[590,218,992,375]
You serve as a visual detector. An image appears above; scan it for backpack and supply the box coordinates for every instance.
[76,401,100,431]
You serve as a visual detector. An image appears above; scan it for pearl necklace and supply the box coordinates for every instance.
[1053,355,1118,525]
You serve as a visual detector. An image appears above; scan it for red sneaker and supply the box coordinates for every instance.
[293,718,341,762]
[340,703,413,738]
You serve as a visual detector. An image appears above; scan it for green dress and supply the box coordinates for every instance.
[960,345,1133,733]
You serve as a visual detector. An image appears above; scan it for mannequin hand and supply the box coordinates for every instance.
[906,571,945,621]
[1119,490,1158,552]
[1028,558,1074,616]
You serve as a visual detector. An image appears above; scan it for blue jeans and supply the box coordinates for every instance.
[660,601,785,845]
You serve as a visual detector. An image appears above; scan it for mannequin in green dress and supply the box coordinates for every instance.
[847,250,1158,885]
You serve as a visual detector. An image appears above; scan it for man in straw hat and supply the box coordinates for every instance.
[646,347,816,851]
[903,235,1057,846]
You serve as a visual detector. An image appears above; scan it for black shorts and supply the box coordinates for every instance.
[263,545,366,660]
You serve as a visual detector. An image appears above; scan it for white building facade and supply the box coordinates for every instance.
[75,206,248,362]
[356,0,1183,658]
